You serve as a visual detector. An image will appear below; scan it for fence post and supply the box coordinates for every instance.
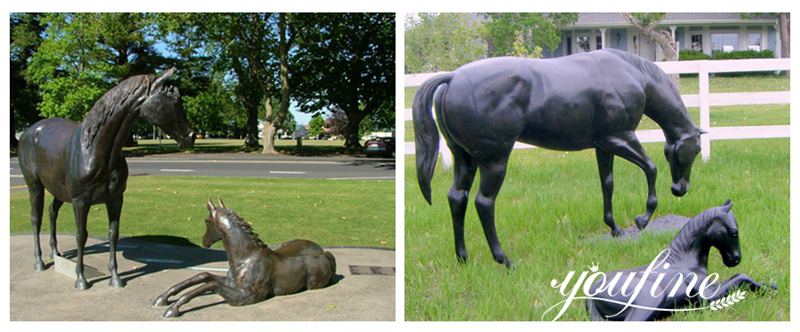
[698,61,711,162]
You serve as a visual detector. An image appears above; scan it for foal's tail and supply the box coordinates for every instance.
[412,72,454,205]
[324,251,337,281]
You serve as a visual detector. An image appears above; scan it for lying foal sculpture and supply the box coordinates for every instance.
[153,199,337,318]
[585,200,776,321]
[413,49,704,268]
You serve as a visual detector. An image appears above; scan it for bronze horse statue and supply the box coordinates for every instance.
[153,199,337,318]
[17,68,195,289]
[586,200,776,321]
[413,49,705,268]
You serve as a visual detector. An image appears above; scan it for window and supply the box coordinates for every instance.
[691,34,703,51]
[596,35,603,50]
[576,36,590,53]
[711,32,738,52]
[748,32,762,51]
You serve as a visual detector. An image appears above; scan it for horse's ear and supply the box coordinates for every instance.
[218,197,226,209]
[153,67,176,90]
[207,199,215,213]
[721,199,733,213]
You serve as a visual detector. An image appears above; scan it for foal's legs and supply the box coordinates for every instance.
[28,182,46,271]
[597,132,658,231]
[153,272,225,306]
[106,197,125,288]
[447,145,478,263]
[705,273,777,300]
[475,152,513,268]
[595,149,622,236]
[48,199,64,259]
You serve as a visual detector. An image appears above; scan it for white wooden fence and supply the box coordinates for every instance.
[404,58,790,168]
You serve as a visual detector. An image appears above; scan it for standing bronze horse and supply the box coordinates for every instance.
[153,199,337,318]
[586,200,776,321]
[17,68,195,289]
[414,49,704,268]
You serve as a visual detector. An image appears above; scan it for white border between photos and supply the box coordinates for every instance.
[1,1,797,332]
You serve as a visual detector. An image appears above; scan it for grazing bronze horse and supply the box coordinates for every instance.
[153,199,337,318]
[586,200,776,321]
[17,68,195,289]
[413,49,705,268]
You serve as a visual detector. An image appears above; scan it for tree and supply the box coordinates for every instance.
[405,13,485,73]
[26,13,165,121]
[291,13,395,150]
[778,13,790,58]
[308,114,325,137]
[622,13,678,62]
[483,13,577,57]
[10,13,44,148]
[262,13,292,154]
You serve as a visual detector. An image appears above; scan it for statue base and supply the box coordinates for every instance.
[54,255,105,280]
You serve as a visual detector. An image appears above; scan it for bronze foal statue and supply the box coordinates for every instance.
[153,199,337,318]
[18,68,195,289]
[413,49,704,268]
[586,200,776,321]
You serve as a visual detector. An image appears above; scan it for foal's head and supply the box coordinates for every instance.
[704,199,741,267]
[202,198,229,248]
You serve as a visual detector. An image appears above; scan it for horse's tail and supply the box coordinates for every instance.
[412,72,454,205]
[324,251,337,281]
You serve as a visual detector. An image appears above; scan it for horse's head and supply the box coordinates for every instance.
[706,199,741,267]
[664,128,705,196]
[202,198,230,248]
[140,68,195,149]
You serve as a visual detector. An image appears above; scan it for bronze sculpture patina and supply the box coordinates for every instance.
[153,199,337,318]
[585,200,776,321]
[17,68,195,289]
[413,49,704,268]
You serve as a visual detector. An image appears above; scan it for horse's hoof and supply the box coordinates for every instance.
[33,261,46,272]
[75,279,90,290]
[635,215,649,230]
[153,296,169,307]
[499,257,514,270]
[610,229,623,237]
[109,277,126,288]
[456,254,468,264]
[163,307,181,318]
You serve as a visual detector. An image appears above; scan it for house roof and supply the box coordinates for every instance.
[569,13,777,28]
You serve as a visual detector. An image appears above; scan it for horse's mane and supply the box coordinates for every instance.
[666,207,727,261]
[81,74,154,146]
[603,48,669,85]
[217,208,270,250]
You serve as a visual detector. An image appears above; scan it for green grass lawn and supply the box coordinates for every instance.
[122,138,350,157]
[10,176,395,249]
[405,138,788,321]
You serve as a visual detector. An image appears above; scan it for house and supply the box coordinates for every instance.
[543,13,781,61]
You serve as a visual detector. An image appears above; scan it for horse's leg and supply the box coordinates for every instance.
[106,197,125,288]
[705,273,777,301]
[153,272,222,306]
[163,282,221,318]
[28,182,46,271]
[475,152,513,269]
[48,199,64,259]
[448,145,478,263]
[71,199,91,290]
[597,132,657,230]
[595,149,622,236]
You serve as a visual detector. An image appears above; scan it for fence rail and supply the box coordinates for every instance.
[404,58,790,166]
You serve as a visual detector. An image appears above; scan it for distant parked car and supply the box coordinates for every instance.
[364,137,395,158]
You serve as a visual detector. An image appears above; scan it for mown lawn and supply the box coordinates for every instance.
[10,176,395,249]
[405,138,788,321]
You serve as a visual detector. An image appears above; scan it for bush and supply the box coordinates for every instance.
[679,50,711,61]
[712,49,775,60]
[679,49,780,77]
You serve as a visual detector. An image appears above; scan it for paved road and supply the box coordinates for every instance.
[10,154,395,188]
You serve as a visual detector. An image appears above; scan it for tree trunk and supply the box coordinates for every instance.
[778,13,790,59]
[243,101,260,148]
[342,112,364,150]
[262,96,279,154]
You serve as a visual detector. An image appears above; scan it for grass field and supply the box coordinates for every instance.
[404,138,788,321]
[122,138,350,157]
[10,176,395,249]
